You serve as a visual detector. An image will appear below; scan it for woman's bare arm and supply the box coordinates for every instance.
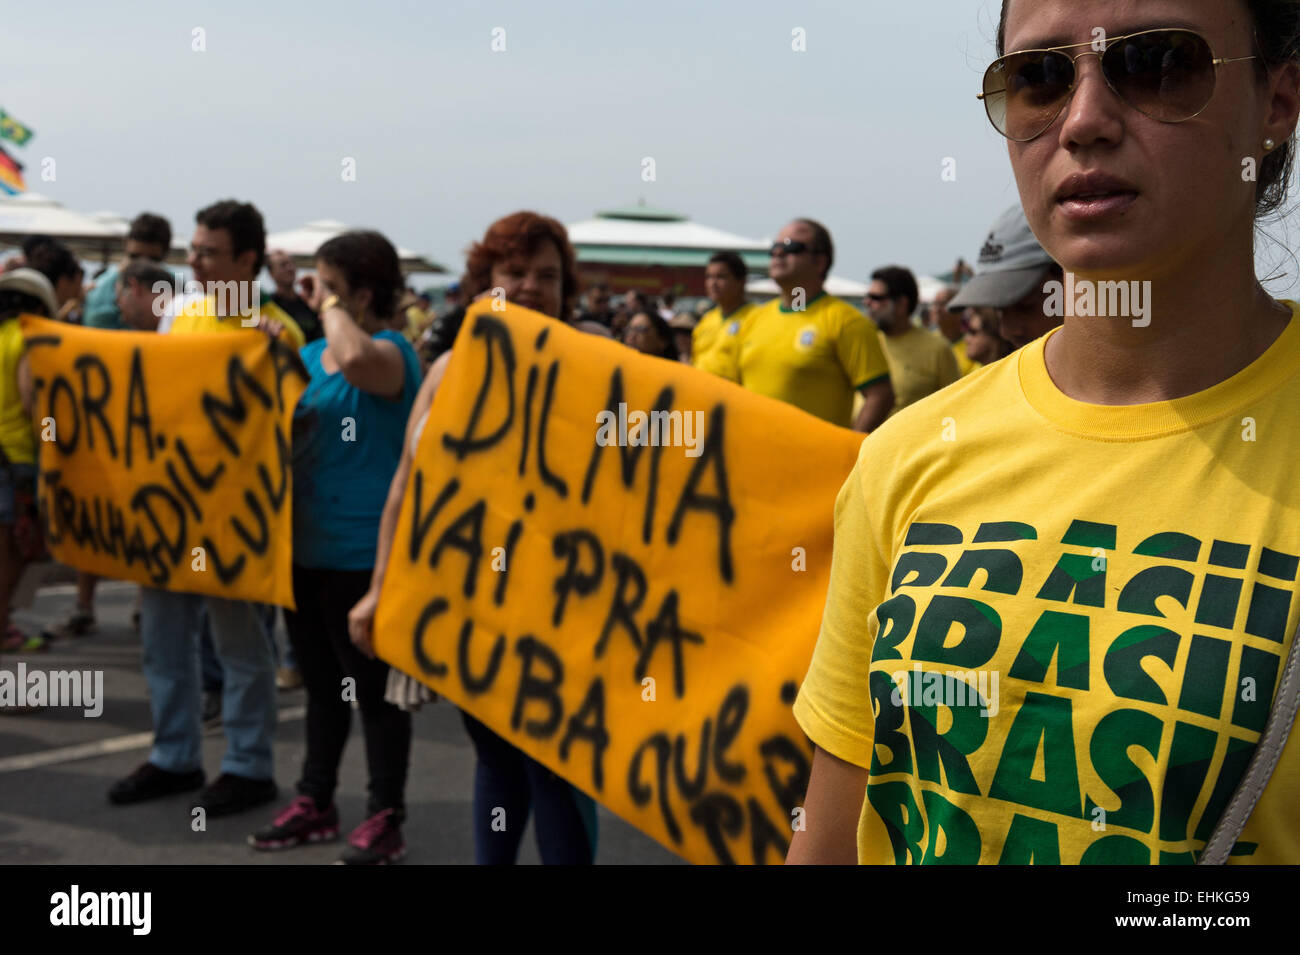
[347,349,453,655]
[785,745,869,865]
[322,304,408,399]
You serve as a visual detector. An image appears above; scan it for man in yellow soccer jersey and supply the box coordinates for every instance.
[865,265,960,415]
[109,199,298,818]
[171,199,305,348]
[720,219,893,432]
[693,251,756,377]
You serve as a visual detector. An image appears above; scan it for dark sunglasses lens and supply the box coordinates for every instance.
[985,50,1074,140]
[771,241,808,256]
[1102,30,1216,122]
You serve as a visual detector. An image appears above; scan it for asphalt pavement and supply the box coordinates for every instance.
[0,570,681,865]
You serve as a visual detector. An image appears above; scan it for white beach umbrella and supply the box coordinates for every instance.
[266,219,445,274]
[0,193,125,262]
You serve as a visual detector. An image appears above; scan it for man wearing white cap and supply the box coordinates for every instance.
[949,205,1064,351]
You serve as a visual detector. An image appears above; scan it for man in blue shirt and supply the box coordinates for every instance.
[83,212,172,330]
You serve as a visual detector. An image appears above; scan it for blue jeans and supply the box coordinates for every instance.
[265,604,298,671]
[200,604,287,693]
[460,711,597,864]
[139,587,277,780]
[199,609,222,694]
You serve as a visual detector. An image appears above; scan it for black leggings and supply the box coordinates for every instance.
[283,564,412,817]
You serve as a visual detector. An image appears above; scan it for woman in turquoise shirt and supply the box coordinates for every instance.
[249,230,420,865]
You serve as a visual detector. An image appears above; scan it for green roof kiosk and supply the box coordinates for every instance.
[567,201,769,298]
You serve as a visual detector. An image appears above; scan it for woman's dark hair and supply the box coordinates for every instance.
[26,239,82,284]
[996,0,1300,217]
[969,307,1015,361]
[628,309,678,359]
[315,230,404,320]
[462,211,579,320]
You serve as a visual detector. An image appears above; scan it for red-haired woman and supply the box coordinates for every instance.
[348,212,599,864]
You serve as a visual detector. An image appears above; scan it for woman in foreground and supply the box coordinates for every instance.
[789,0,1300,864]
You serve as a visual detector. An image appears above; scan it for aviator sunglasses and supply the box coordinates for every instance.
[979,28,1256,142]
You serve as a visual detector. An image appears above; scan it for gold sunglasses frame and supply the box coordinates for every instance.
[977,28,1256,142]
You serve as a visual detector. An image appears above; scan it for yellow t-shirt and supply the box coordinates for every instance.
[170,292,305,349]
[405,305,429,342]
[795,306,1300,865]
[949,335,982,377]
[0,318,34,465]
[693,303,755,379]
[879,325,961,414]
[726,293,891,428]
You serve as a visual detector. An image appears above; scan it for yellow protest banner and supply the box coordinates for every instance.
[20,316,307,608]
[375,300,864,864]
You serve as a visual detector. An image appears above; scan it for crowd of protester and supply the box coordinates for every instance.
[4,0,1294,871]
[406,211,1057,429]
[0,196,1063,865]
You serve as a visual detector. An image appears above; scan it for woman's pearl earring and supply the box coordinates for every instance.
[1264,138,1277,152]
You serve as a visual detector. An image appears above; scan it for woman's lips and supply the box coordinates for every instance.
[1058,191,1138,221]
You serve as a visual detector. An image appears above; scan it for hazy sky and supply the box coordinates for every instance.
[8,0,1300,296]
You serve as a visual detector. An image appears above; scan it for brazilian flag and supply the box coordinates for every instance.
[0,110,33,146]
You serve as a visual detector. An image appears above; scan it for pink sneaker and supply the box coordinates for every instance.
[248,796,339,850]
[338,808,405,865]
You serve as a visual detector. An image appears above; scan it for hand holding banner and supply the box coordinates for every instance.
[21,317,307,608]
[374,300,864,864]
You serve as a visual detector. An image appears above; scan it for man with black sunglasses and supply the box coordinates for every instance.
[865,265,960,415]
[719,218,893,432]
